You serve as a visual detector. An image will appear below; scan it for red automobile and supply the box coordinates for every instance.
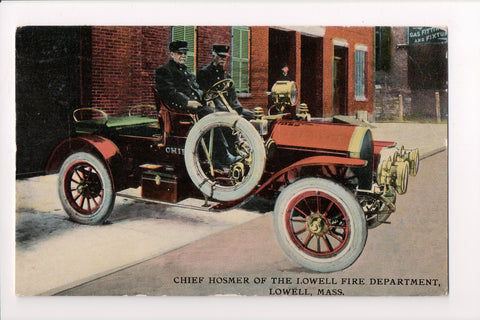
[46,79,419,272]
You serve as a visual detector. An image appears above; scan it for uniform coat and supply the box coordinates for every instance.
[154,59,202,110]
[197,62,253,119]
[197,63,242,111]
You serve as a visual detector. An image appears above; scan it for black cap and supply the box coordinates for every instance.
[169,40,189,52]
[212,44,230,57]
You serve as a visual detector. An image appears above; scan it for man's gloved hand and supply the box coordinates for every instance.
[187,100,203,112]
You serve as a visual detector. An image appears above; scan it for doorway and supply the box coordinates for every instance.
[333,46,348,115]
[268,28,296,90]
[301,35,323,116]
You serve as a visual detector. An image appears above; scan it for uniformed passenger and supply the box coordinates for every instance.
[154,41,239,166]
[197,44,254,120]
[154,40,212,117]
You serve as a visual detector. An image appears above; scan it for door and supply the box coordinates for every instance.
[333,46,348,115]
[301,35,323,116]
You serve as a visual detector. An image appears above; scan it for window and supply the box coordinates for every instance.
[231,27,249,93]
[375,27,392,72]
[171,26,196,72]
[355,47,367,100]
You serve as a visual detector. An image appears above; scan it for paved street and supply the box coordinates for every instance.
[56,151,447,296]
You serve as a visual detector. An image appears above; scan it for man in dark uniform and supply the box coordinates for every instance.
[154,41,239,166]
[197,44,254,120]
[154,40,212,117]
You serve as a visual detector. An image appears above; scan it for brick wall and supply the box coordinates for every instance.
[140,26,171,105]
[91,26,170,115]
[196,26,231,73]
[322,27,375,117]
[294,33,302,104]
[375,28,410,99]
[374,27,411,120]
[375,27,448,120]
[89,26,375,117]
[390,28,409,91]
[91,26,240,114]
[246,27,270,110]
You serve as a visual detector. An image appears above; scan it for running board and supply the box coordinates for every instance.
[117,192,218,212]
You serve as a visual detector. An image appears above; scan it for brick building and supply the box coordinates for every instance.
[250,26,375,117]
[374,27,448,120]
[80,26,375,117]
[16,25,374,175]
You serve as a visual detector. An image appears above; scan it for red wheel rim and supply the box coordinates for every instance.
[64,161,104,215]
[285,190,350,257]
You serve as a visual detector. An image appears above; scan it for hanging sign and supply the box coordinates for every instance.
[408,27,447,45]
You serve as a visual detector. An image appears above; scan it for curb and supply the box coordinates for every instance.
[420,146,447,160]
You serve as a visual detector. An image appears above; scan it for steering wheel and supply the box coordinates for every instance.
[203,79,233,102]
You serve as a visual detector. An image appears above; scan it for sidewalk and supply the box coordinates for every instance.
[370,122,447,159]
[15,176,263,296]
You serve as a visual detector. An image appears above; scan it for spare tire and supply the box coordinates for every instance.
[184,112,266,201]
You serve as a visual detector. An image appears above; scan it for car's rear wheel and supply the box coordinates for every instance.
[184,112,266,202]
[58,152,115,225]
[273,178,367,272]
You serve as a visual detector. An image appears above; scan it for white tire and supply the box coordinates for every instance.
[273,178,367,272]
[58,152,115,225]
[184,112,266,201]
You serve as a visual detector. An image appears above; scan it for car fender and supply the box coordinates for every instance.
[255,155,367,195]
[213,155,367,210]
[45,134,126,191]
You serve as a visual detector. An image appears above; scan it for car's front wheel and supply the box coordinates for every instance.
[57,151,115,225]
[273,178,367,272]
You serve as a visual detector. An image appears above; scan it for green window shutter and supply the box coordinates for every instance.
[171,26,196,73]
[375,27,392,72]
[231,27,249,93]
[355,50,366,99]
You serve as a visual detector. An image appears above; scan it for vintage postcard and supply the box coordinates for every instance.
[14,24,448,297]
[3,1,479,320]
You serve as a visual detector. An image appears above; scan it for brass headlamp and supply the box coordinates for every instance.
[376,146,420,195]
[271,81,298,108]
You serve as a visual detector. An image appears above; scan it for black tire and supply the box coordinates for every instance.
[57,152,115,225]
[273,178,367,272]
[184,112,266,201]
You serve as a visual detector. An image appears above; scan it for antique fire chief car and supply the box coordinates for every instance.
[46,79,419,272]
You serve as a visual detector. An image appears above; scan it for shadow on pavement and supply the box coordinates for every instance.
[240,196,274,213]
[16,211,77,248]
[16,195,260,249]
